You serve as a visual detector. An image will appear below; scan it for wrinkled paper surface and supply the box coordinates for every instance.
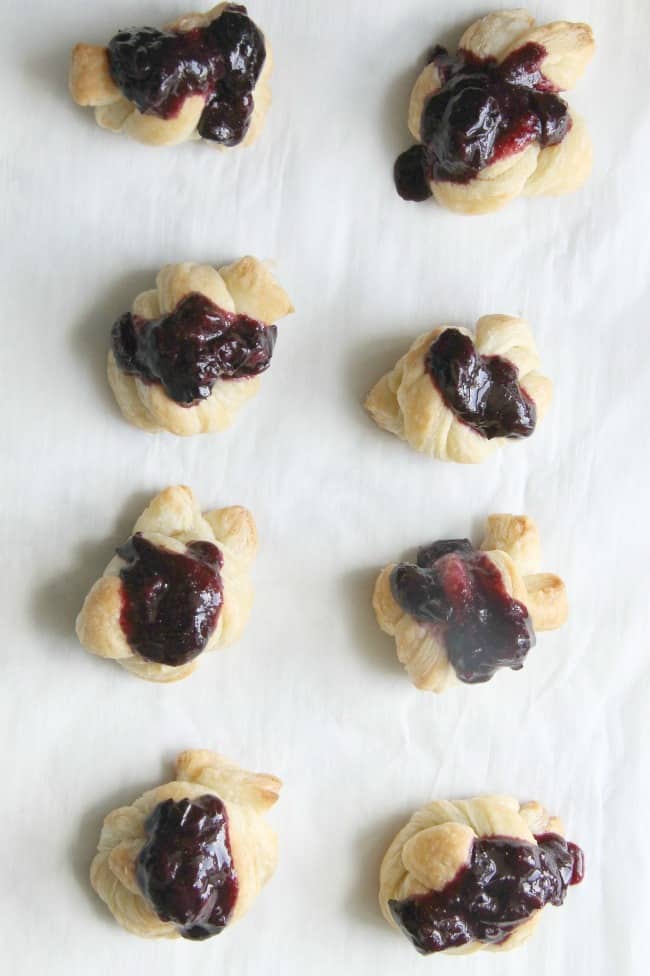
[2,0,648,973]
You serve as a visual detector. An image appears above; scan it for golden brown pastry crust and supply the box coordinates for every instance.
[70,4,273,148]
[373,514,568,692]
[365,315,551,464]
[91,750,281,939]
[406,10,595,214]
[76,486,257,682]
[379,794,566,955]
[107,257,293,436]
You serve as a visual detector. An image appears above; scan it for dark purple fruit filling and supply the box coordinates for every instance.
[107,4,265,145]
[426,329,536,439]
[395,42,571,199]
[198,90,254,145]
[389,832,584,954]
[415,538,475,566]
[393,145,433,201]
[390,539,534,683]
[137,794,238,940]
[112,292,277,406]
[117,534,223,667]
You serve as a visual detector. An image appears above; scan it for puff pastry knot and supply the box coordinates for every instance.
[380,794,583,955]
[395,9,595,214]
[373,514,568,692]
[365,315,551,464]
[70,4,273,149]
[76,486,257,682]
[108,257,293,435]
[91,750,281,939]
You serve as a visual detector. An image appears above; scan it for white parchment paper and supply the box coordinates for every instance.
[2,1,648,973]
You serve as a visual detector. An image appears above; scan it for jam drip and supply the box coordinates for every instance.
[395,42,571,200]
[426,329,536,439]
[117,534,224,667]
[390,833,584,954]
[137,794,239,941]
[108,4,266,145]
[112,292,277,405]
[390,539,534,683]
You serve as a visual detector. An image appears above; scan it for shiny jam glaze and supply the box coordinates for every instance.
[389,832,584,954]
[117,534,223,667]
[137,794,238,940]
[390,539,534,683]
[394,43,571,200]
[108,3,265,145]
[426,328,536,439]
[112,292,277,405]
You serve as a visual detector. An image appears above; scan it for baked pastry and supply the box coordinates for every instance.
[373,514,567,691]
[76,486,256,682]
[69,4,271,148]
[394,9,595,213]
[365,316,551,463]
[108,257,293,435]
[379,794,584,955]
[91,749,281,939]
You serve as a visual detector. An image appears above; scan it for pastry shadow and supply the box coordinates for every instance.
[69,270,156,420]
[346,333,410,414]
[378,61,420,159]
[68,777,154,926]
[25,41,74,98]
[345,810,411,931]
[340,567,402,678]
[29,490,152,643]
[24,43,107,136]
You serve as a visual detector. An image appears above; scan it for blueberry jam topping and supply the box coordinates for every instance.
[107,4,265,144]
[389,834,584,955]
[390,833,584,954]
[390,539,534,683]
[394,43,571,199]
[116,534,223,667]
[426,329,536,440]
[137,794,238,940]
[112,292,277,406]
[393,145,433,202]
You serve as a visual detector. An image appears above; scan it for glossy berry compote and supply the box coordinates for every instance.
[117,534,223,667]
[390,539,534,683]
[395,43,571,200]
[389,832,584,954]
[426,329,536,439]
[107,4,266,145]
[137,794,238,940]
[112,292,277,405]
